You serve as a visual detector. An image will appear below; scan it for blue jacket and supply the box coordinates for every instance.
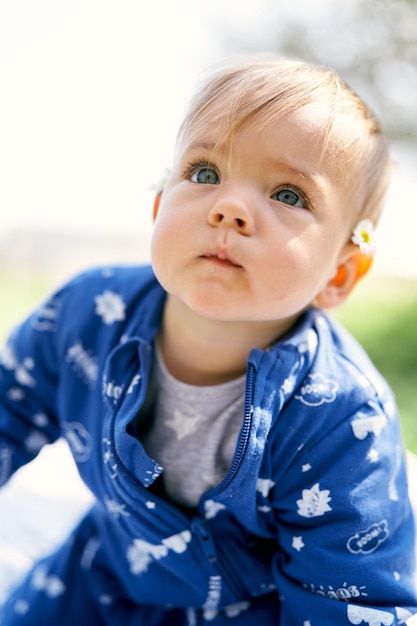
[1,265,416,625]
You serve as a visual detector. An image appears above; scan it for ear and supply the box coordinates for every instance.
[153,191,162,220]
[315,246,373,309]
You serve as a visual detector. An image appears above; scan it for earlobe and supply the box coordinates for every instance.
[354,250,373,281]
[153,192,162,220]
[315,248,373,309]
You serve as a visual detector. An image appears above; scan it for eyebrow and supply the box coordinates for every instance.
[182,141,327,191]
[181,141,223,156]
[268,158,321,182]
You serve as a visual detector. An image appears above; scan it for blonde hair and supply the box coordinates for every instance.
[176,57,392,226]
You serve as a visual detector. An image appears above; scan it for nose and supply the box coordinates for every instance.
[207,195,254,236]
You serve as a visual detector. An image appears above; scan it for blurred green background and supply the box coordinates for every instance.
[1,267,416,455]
[335,275,417,455]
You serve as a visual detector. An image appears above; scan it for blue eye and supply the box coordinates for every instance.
[273,188,305,208]
[190,167,220,185]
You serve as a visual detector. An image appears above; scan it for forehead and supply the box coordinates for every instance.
[174,63,389,226]
[177,99,351,178]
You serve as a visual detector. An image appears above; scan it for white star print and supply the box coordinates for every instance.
[33,412,48,427]
[99,594,113,606]
[14,600,29,615]
[256,478,276,497]
[165,409,202,440]
[302,463,312,472]
[8,387,25,401]
[292,536,305,551]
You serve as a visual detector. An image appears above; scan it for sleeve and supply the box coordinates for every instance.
[0,272,88,485]
[0,293,64,485]
[270,399,417,625]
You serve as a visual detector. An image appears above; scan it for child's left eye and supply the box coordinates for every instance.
[190,167,220,185]
[272,188,305,208]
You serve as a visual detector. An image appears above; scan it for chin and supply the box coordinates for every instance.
[192,305,237,322]
[186,297,245,322]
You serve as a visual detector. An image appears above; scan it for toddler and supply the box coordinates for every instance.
[1,57,416,625]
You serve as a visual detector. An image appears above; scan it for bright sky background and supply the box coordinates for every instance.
[1,0,416,275]
[0,0,214,238]
[2,0,302,238]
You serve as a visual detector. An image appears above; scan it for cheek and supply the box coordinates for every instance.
[150,210,189,289]
[263,238,331,293]
[150,219,171,277]
[150,241,171,295]
[151,206,179,249]
[152,195,191,241]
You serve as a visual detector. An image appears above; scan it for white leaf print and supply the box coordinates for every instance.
[94,291,126,324]
[296,483,332,518]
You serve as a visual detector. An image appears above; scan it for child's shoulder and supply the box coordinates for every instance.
[62,263,156,293]
[54,263,163,310]
[313,309,392,404]
[39,263,165,340]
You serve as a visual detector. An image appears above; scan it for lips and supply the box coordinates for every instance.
[201,249,242,268]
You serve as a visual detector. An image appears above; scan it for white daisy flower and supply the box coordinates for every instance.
[149,168,171,194]
[351,219,377,256]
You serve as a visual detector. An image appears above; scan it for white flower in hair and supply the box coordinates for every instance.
[351,219,377,256]
[149,168,171,194]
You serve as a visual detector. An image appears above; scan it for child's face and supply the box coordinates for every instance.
[151,102,355,331]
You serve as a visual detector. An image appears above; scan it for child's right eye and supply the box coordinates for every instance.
[190,166,220,185]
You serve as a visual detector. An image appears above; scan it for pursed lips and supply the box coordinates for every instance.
[200,249,242,268]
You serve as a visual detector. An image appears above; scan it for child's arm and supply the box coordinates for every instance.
[0,301,63,484]
[269,400,417,625]
[0,264,155,489]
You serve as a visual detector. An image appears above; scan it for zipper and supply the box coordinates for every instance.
[201,362,255,502]
[105,355,258,600]
[106,356,256,525]
[108,405,248,599]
